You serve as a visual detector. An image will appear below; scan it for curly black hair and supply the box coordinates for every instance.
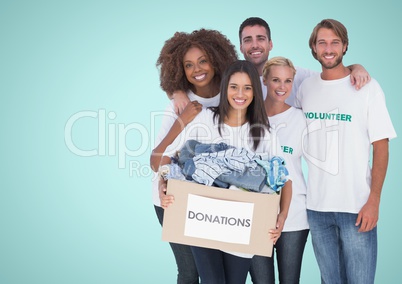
[156,29,238,95]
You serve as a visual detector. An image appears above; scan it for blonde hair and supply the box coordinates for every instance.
[262,56,296,80]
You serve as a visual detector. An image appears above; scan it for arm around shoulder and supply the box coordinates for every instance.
[171,90,191,115]
[347,64,371,90]
[150,101,202,171]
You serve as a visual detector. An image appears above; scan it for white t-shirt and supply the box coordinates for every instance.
[152,91,221,207]
[164,108,281,160]
[261,66,317,106]
[269,107,309,231]
[296,74,397,213]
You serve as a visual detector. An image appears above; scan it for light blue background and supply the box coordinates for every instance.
[1,0,401,283]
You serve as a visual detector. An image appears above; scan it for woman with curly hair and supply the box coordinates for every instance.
[157,29,238,101]
[150,29,238,284]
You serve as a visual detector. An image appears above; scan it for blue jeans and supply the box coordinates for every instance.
[179,140,266,191]
[179,140,233,188]
[191,246,251,284]
[179,140,233,177]
[217,164,267,192]
[307,210,377,284]
[249,229,309,284]
[154,205,199,284]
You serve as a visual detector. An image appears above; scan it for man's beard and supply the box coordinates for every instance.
[318,53,343,69]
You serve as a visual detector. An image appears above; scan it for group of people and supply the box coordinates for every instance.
[150,17,396,284]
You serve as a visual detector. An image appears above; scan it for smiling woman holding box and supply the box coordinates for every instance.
[159,60,292,284]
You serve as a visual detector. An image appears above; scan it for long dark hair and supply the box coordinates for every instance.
[212,60,270,150]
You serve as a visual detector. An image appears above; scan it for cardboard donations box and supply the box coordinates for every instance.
[162,179,281,257]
